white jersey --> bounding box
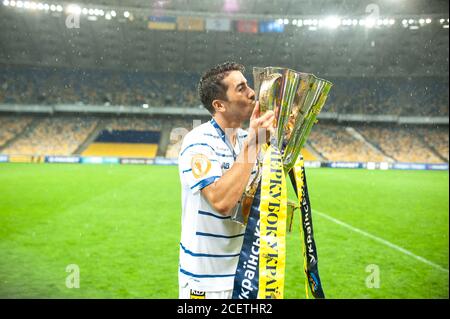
[178,118,256,291]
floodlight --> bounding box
[66,4,81,14]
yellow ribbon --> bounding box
[258,145,288,299]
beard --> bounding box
[243,100,256,118]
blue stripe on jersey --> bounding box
[180,243,240,258]
[180,143,214,156]
[190,176,220,190]
[215,151,234,158]
[196,231,245,239]
[180,142,232,158]
[203,133,220,139]
[198,210,231,220]
[179,267,235,278]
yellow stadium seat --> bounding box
[301,148,317,161]
[82,143,158,158]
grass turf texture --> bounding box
[0,163,448,298]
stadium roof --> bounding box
[0,0,448,76]
[73,0,449,16]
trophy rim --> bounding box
[252,66,333,86]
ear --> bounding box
[212,99,226,113]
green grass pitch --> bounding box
[0,163,448,298]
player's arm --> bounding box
[201,104,274,216]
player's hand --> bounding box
[248,101,275,146]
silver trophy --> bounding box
[231,66,333,225]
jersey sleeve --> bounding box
[179,141,223,194]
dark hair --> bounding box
[198,61,245,115]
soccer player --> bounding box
[178,62,275,299]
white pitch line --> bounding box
[313,209,449,274]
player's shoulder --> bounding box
[181,120,220,149]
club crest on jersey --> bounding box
[191,154,211,178]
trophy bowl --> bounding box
[253,66,333,172]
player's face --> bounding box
[222,71,256,122]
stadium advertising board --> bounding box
[154,157,178,165]
[392,163,427,170]
[304,161,321,168]
[366,162,390,170]
[120,158,155,165]
[3,155,447,171]
[46,156,81,164]
[367,162,377,170]
[328,161,363,169]
[9,155,44,163]
[426,163,449,170]
[81,157,104,164]
[102,157,120,164]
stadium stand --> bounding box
[418,127,449,162]
[309,124,393,162]
[2,117,97,156]
[325,77,449,116]
[0,116,33,148]
[105,118,163,132]
[299,148,318,161]
[165,119,193,159]
[0,0,447,166]
[0,67,200,108]
[0,114,447,164]
[165,135,184,159]
[82,142,159,158]
[357,126,444,163]
[1,67,448,117]
[81,118,162,158]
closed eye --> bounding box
[236,83,246,92]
